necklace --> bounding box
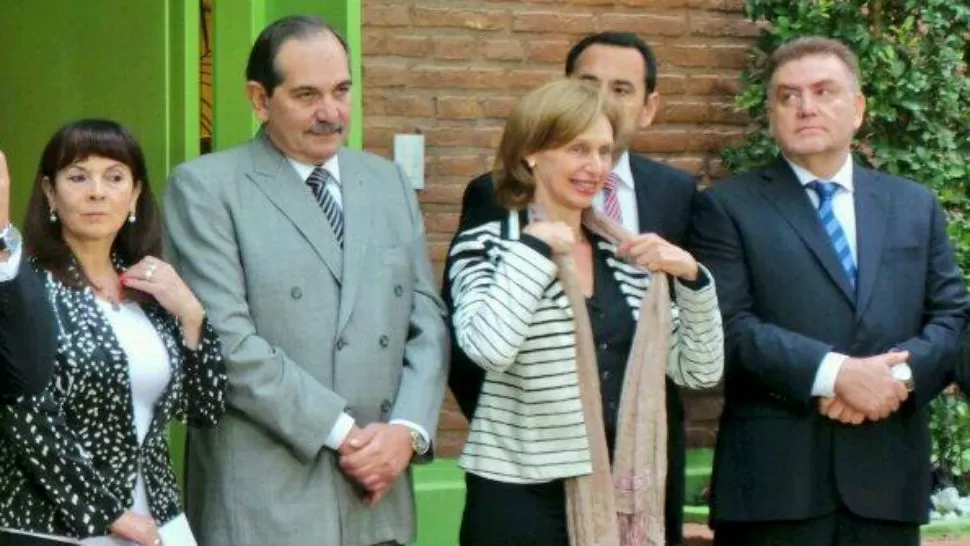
[89,279,124,312]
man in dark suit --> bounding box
[691,37,968,546]
[444,31,699,545]
[0,151,55,399]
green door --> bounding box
[0,0,200,218]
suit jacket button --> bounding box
[336,338,348,350]
[380,399,392,413]
[291,287,302,299]
[379,335,390,348]
[394,284,404,297]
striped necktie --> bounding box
[808,180,856,288]
[602,172,623,224]
[307,167,344,247]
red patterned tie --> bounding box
[603,172,623,224]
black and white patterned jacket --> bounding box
[0,266,227,539]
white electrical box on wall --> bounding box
[394,133,425,190]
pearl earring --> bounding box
[128,211,136,224]
[49,208,57,223]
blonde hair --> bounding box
[493,79,620,210]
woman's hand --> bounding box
[523,221,575,254]
[109,511,161,546]
[617,233,699,281]
[122,256,205,347]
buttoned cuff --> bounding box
[325,412,356,450]
[811,352,848,397]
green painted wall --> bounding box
[0,0,198,224]
[211,0,363,151]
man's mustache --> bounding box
[308,122,344,135]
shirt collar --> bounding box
[287,154,342,185]
[785,154,854,193]
[611,150,635,189]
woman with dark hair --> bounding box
[0,119,227,546]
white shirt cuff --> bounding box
[324,412,356,450]
[389,419,430,447]
[811,352,848,397]
[0,244,23,282]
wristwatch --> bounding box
[891,363,915,392]
[0,224,22,260]
[408,428,430,456]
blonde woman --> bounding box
[445,79,723,546]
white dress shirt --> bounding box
[591,150,640,234]
[783,156,856,398]
[286,156,430,452]
[96,299,172,517]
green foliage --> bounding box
[930,391,970,492]
[726,0,970,491]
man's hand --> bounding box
[339,423,413,505]
[817,396,866,424]
[338,425,376,457]
[832,351,911,421]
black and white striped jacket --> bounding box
[447,213,723,483]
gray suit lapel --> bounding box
[336,149,374,333]
[245,132,343,282]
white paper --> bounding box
[81,513,196,546]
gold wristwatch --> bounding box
[408,428,430,456]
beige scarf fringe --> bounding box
[552,209,671,546]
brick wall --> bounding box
[361,0,758,457]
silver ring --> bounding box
[145,265,157,281]
[154,540,161,546]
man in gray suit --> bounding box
[163,15,449,546]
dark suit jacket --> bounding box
[690,158,969,525]
[444,153,698,545]
[0,261,56,398]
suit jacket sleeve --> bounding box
[388,164,450,447]
[164,165,349,463]
[458,173,501,232]
[0,263,56,398]
[690,189,829,408]
[446,173,504,419]
[894,197,968,407]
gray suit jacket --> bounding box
[163,132,449,546]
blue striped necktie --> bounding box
[808,180,856,288]
[307,167,344,247]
